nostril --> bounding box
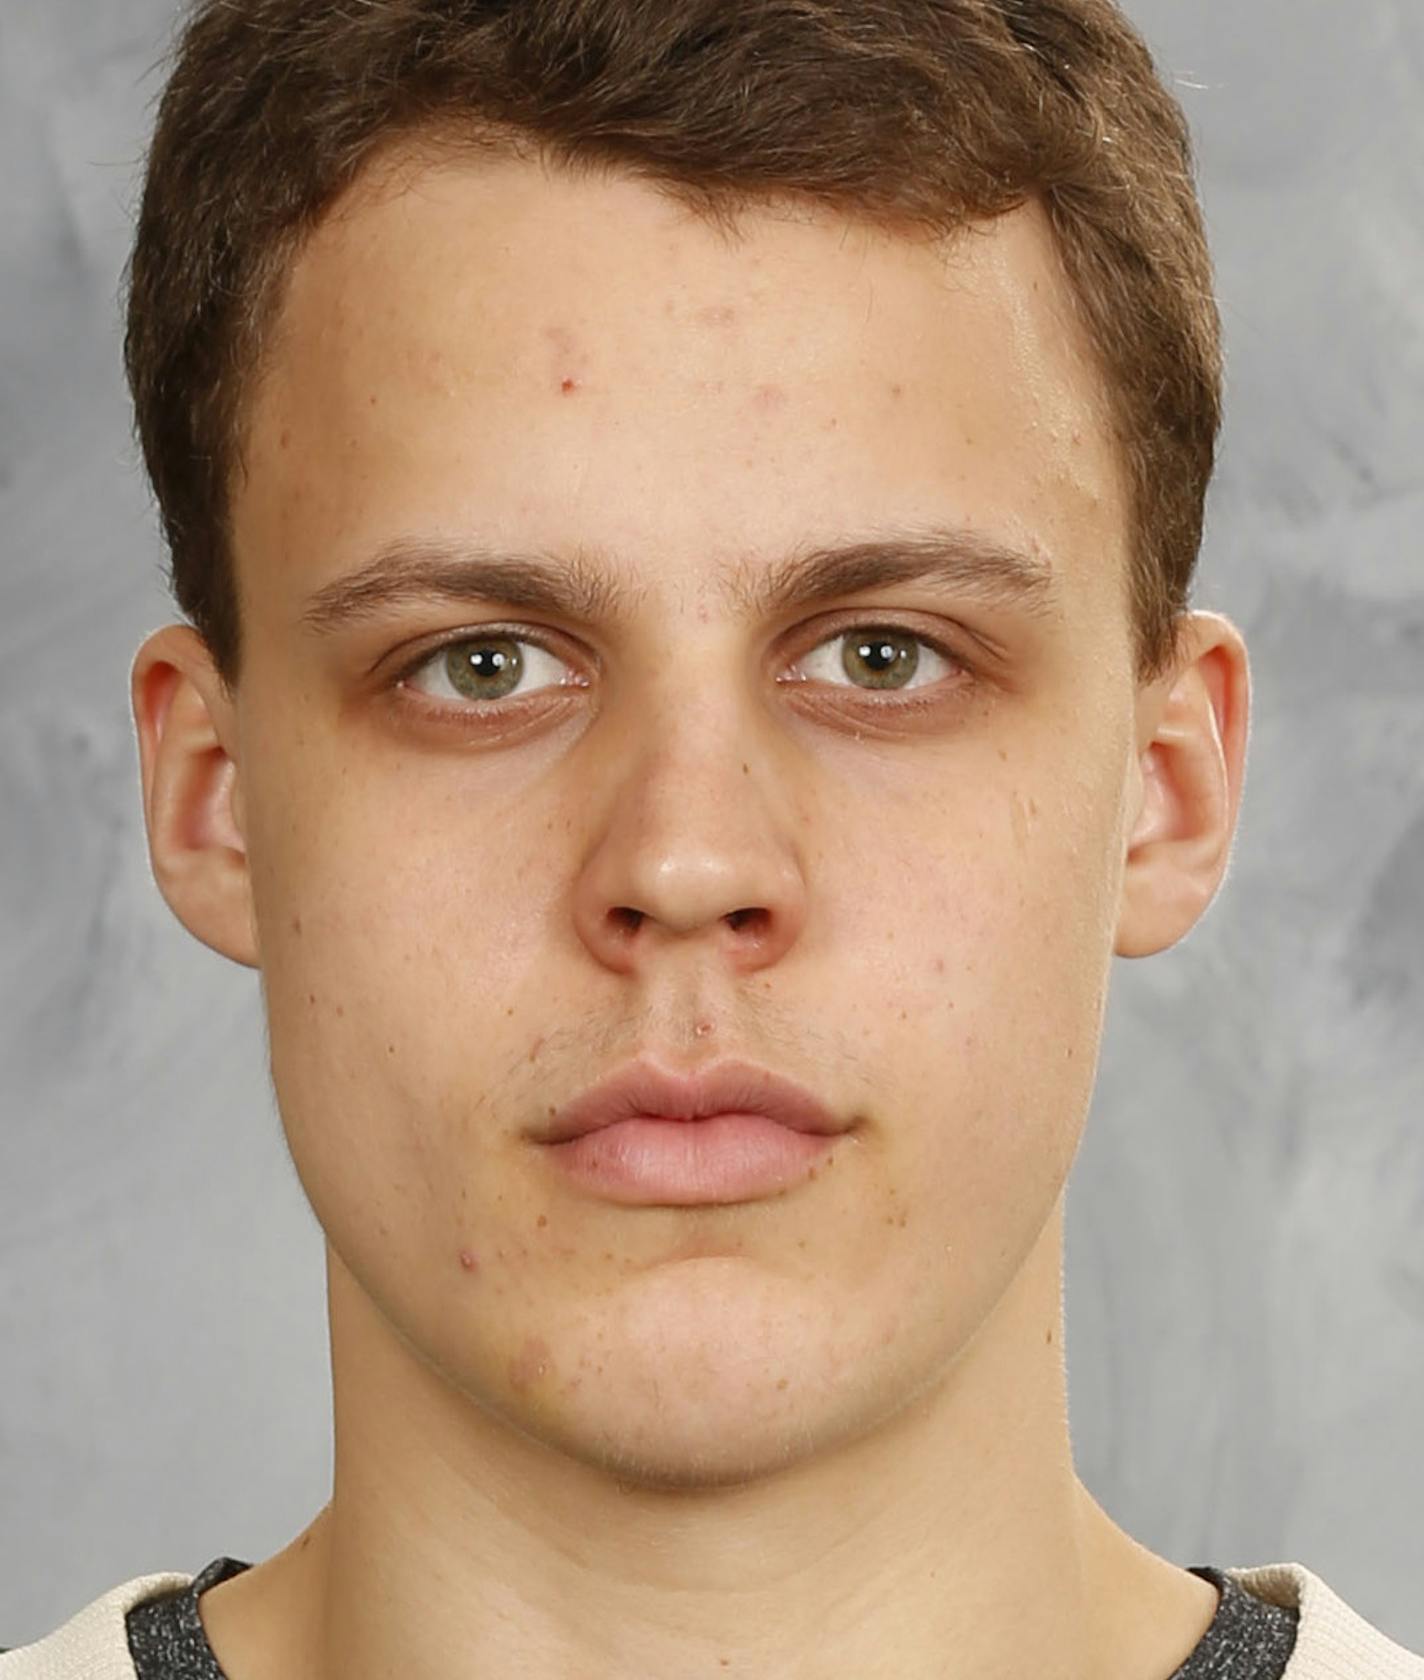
[611,907,644,933]
[726,908,765,933]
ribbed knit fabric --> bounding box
[3,1559,1422,1678]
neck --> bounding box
[199,1202,1218,1680]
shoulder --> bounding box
[0,1573,194,1680]
[1224,1561,1424,1678]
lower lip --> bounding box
[543,1113,837,1204]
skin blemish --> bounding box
[695,303,737,328]
[458,1248,479,1273]
[528,1034,546,1063]
[542,324,585,395]
[889,382,904,399]
[1010,790,1030,853]
[291,915,302,936]
[536,1214,547,1228]
[508,1335,553,1393]
[752,382,788,412]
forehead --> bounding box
[239,141,1128,631]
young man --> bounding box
[3,1,1420,1677]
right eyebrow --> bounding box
[299,524,1064,637]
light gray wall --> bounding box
[2,0,1421,1651]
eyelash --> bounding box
[389,620,975,721]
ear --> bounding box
[1114,611,1252,959]
[130,624,259,968]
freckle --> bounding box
[776,1378,789,1390]
[997,747,1008,763]
[934,957,945,975]
[458,1248,479,1272]
[387,1043,395,1055]
[308,992,316,1005]
[279,429,291,450]
[291,915,302,936]
[537,1213,548,1228]
[890,382,904,399]
[742,762,750,774]
[369,393,378,407]
[335,1004,344,1018]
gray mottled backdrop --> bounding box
[2,0,1421,1650]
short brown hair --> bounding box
[124,0,1221,693]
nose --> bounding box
[570,729,808,983]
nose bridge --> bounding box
[570,672,808,975]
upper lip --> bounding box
[538,1056,843,1145]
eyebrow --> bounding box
[299,526,1063,637]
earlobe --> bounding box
[1113,612,1251,960]
[130,624,260,968]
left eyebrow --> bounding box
[299,525,1064,637]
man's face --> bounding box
[222,145,1143,1483]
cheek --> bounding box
[864,763,1121,1164]
[243,772,479,1215]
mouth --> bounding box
[536,1056,844,1145]
[533,1056,851,1206]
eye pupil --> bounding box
[843,630,919,690]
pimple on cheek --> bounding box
[1009,789,1041,853]
[508,1335,553,1393]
